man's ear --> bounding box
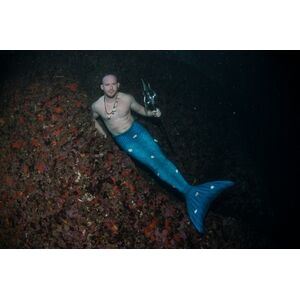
[100,84,104,91]
[117,83,120,89]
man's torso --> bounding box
[93,92,135,136]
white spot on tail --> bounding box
[154,139,158,143]
[157,173,160,177]
[210,185,215,189]
[132,134,138,139]
[128,148,133,153]
[195,192,199,197]
[175,169,179,173]
[150,155,155,159]
[194,209,198,214]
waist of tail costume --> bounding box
[114,120,234,234]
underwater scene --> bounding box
[0,50,296,248]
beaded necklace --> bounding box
[104,93,118,119]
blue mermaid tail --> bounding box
[114,121,234,234]
[185,181,234,233]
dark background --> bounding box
[0,50,297,248]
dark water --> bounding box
[0,50,297,247]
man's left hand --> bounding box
[152,108,162,118]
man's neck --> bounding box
[104,93,118,103]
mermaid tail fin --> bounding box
[185,180,234,233]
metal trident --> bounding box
[140,79,177,157]
[141,79,157,111]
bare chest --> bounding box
[95,97,131,121]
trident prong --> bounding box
[141,79,157,111]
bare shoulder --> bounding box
[118,92,134,103]
[91,96,104,112]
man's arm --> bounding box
[130,95,161,117]
[91,103,107,138]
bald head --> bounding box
[101,74,120,98]
[102,74,118,84]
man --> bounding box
[92,74,234,234]
[91,74,161,138]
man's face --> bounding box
[101,75,120,98]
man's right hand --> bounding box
[94,120,107,139]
